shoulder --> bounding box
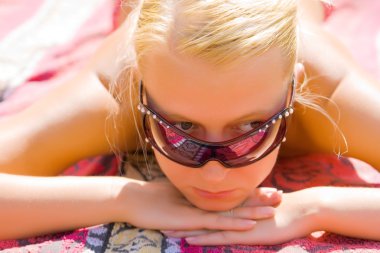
[297,0,326,24]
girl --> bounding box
[1,0,380,245]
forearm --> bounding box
[0,173,132,240]
[312,186,380,240]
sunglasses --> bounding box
[138,79,295,168]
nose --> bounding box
[200,160,229,183]
[202,129,228,142]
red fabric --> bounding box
[61,154,119,176]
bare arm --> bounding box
[0,173,259,240]
[284,0,380,170]
[314,186,380,240]
[0,173,125,240]
[0,12,140,176]
[300,6,380,169]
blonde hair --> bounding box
[136,0,297,70]
[108,0,346,161]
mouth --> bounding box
[193,187,236,199]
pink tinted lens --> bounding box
[215,131,266,160]
[145,115,284,167]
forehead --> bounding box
[140,46,290,124]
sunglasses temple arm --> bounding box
[288,77,296,106]
[139,80,144,104]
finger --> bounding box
[185,231,244,246]
[162,229,214,238]
[233,206,275,220]
[243,188,282,207]
[219,209,234,217]
[161,207,255,231]
[200,213,256,231]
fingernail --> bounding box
[277,190,284,200]
[265,192,275,198]
[264,188,278,193]
[272,190,283,200]
[266,190,283,199]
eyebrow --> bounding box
[143,82,288,125]
[154,107,278,126]
[152,93,287,124]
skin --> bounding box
[141,46,294,211]
[164,187,380,245]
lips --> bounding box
[193,187,236,199]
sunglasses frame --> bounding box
[138,78,295,168]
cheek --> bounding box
[153,150,194,189]
[237,147,280,189]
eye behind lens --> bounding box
[180,122,193,130]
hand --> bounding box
[161,186,283,238]
[164,188,318,245]
[115,178,281,232]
